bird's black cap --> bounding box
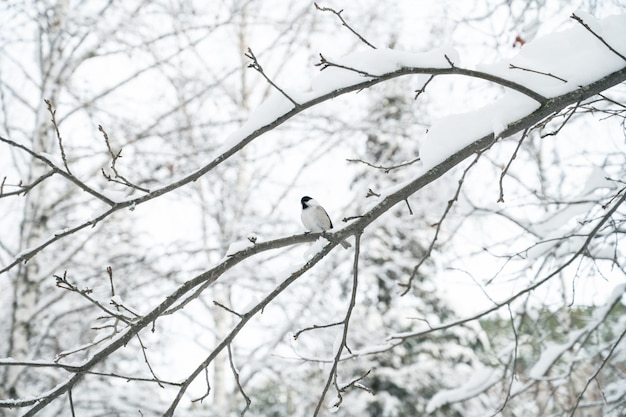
[301,196,312,208]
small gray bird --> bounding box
[300,196,351,249]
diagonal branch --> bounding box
[313,233,362,416]
[245,47,299,107]
[400,150,484,295]
[314,3,376,49]
[571,13,626,62]
[0,135,115,206]
[498,129,529,203]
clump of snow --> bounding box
[224,238,256,256]
[303,236,330,259]
[480,13,626,98]
[420,91,539,169]
[419,13,626,170]
[426,365,500,413]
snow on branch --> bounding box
[1,10,626,417]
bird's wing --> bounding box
[314,206,333,230]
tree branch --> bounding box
[313,233,362,416]
[314,3,376,49]
[571,13,626,62]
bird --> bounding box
[300,196,351,249]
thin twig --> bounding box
[107,266,115,297]
[314,3,376,49]
[45,99,72,174]
[498,129,529,203]
[346,156,421,173]
[213,300,243,318]
[228,344,251,416]
[313,233,362,416]
[405,199,413,215]
[0,171,55,198]
[293,321,344,340]
[316,53,379,78]
[191,368,211,403]
[571,13,626,62]
[245,47,299,107]
[54,271,133,326]
[339,369,375,395]
[509,64,567,83]
[444,54,456,68]
[400,151,484,295]
[568,314,626,416]
[99,124,150,193]
[0,135,115,205]
[414,74,435,99]
[540,100,581,138]
[136,333,165,388]
[68,389,76,417]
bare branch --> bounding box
[509,64,568,83]
[99,124,150,193]
[245,47,299,107]
[571,13,626,62]
[228,344,251,416]
[0,135,115,205]
[346,155,421,173]
[0,170,55,198]
[414,74,435,99]
[338,369,374,396]
[136,333,165,389]
[498,129,529,203]
[293,321,344,340]
[400,150,484,295]
[313,233,362,416]
[314,3,376,49]
[45,99,72,174]
[540,100,581,138]
[213,300,243,318]
[316,53,379,78]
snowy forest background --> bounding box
[1,0,625,416]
